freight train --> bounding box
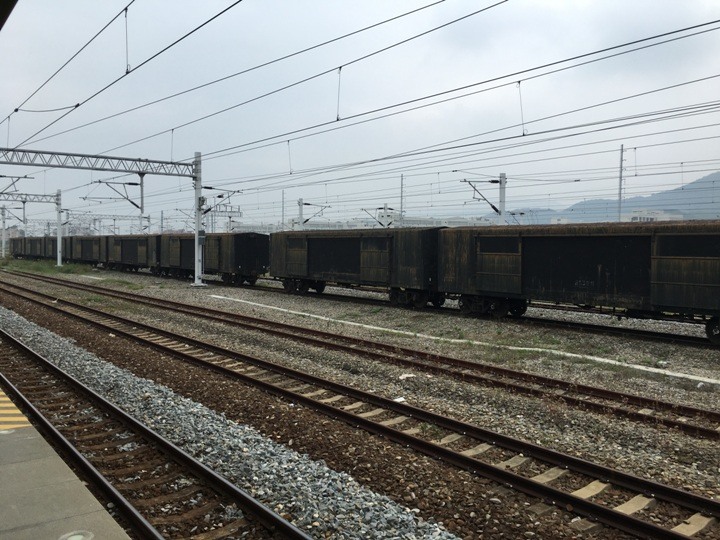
[9,232,270,285]
[8,221,720,344]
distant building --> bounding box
[625,210,683,222]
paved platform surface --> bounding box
[0,390,131,540]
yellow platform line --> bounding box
[0,392,31,429]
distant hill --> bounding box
[505,171,720,224]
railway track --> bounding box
[7,271,720,440]
[0,327,311,540]
[1,279,718,538]
[134,268,718,347]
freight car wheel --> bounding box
[489,300,509,318]
[430,294,445,308]
[282,279,295,293]
[412,291,428,309]
[246,277,258,286]
[389,289,399,305]
[312,282,325,294]
[706,316,720,345]
[509,300,528,317]
[459,295,473,315]
[296,280,310,294]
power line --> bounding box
[3,1,137,123]
[15,0,246,148]
[22,1,447,147]
[200,19,720,162]
[98,1,509,155]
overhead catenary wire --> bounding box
[22,0,447,147]
[2,0,137,124]
[15,15,720,193]
[11,8,720,228]
[199,24,720,164]
[97,1,509,155]
[14,0,246,149]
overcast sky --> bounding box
[1,0,719,232]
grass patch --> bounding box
[103,278,144,290]
[3,259,93,275]
[418,423,445,440]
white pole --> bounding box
[498,173,506,225]
[1,206,6,258]
[192,152,206,287]
[400,174,404,226]
[56,190,62,266]
[298,198,304,230]
[140,173,145,233]
[618,144,624,222]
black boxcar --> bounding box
[9,237,24,258]
[438,221,720,340]
[68,235,107,265]
[270,228,444,306]
[107,234,159,272]
[204,232,269,285]
[25,236,46,259]
[158,234,195,277]
[650,222,720,317]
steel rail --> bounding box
[0,331,165,539]
[9,270,720,438]
[2,281,717,540]
[0,324,312,540]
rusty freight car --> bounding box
[204,232,269,285]
[106,234,159,272]
[157,233,195,278]
[9,236,24,258]
[270,228,444,307]
[67,235,107,265]
[438,221,720,342]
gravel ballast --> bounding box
[0,306,457,539]
[2,267,719,539]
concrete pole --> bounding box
[298,198,304,230]
[498,173,506,225]
[140,173,145,233]
[400,174,404,226]
[192,152,206,287]
[1,206,6,258]
[56,190,62,266]
[618,144,624,222]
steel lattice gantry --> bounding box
[0,148,195,177]
[0,148,205,285]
